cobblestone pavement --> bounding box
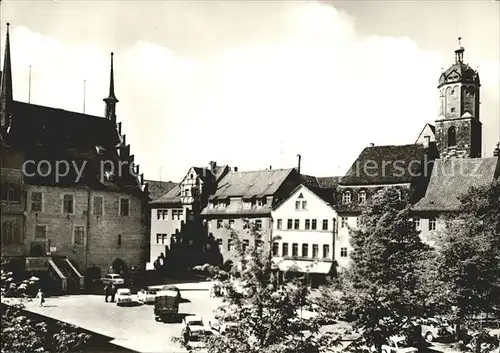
[16,285,223,353]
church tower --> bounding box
[435,38,482,159]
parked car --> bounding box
[137,288,157,304]
[184,329,213,352]
[381,336,418,353]
[182,316,211,351]
[101,274,124,286]
[419,317,455,342]
[115,288,133,306]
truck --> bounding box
[154,290,180,322]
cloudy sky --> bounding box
[1,0,499,182]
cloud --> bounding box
[5,2,499,182]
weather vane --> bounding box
[458,37,462,47]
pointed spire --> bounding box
[0,22,13,132]
[103,52,118,121]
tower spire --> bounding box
[0,22,13,133]
[454,36,464,63]
[103,52,118,122]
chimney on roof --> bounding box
[370,143,375,147]
[297,154,301,174]
[209,161,217,170]
[494,142,499,157]
[234,167,238,172]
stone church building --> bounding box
[0,23,149,291]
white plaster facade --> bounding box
[271,184,337,277]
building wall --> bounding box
[148,205,185,269]
[25,185,146,272]
[205,195,273,263]
[412,213,447,247]
[1,167,25,256]
[335,184,412,268]
[271,185,336,264]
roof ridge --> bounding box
[14,101,108,121]
[227,168,293,174]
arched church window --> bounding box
[447,126,457,147]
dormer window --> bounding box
[104,171,114,181]
[342,191,351,204]
[358,190,366,203]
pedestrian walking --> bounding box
[104,284,110,302]
[110,284,116,302]
[35,288,45,307]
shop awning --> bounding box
[275,259,333,274]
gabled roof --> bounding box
[150,183,181,205]
[145,180,177,201]
[413,157,499,211]
[415,123,436,143]
[8,101,121,148]
[272,183,336,211]
[212,168,295,199]
[341,144,429,186]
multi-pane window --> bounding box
[242,239,249,252]
[63,194,74,213]
[358,190,366,203]
[255,220,262,230]
[429,218,437,231]
[282,243,289,256]
[35,225,47,239]
[216,238,223,249]
[302,244,309,257]
[287,219,293,230]
[119,198,130,216]
[311,219,317,230]
[1,221,21,245]
[243,220,250,229]
[294,219,299,230]
[340,247,348,258]
[292,243,298,257]
[356,217,360,228]
[156,233,168,244]
[73,226,85,245]
[93,196,103,215]
[342,191,351,204]
[277,219,282,230]
[217,220,223,229]
[322,219,328,230]
[229,220,235,229]
[31,192,43,212]
[227,239,233,251]
[301,200,307,210]
[413,217,421,230]
[157,209,168,220]
[272,242,279,256]
[305,219,310,230]
[341,217,348,228]
[323,244,330,258]
[312,244,319,258]
[295,201,300,210]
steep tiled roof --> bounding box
[145,180,177,201]
[212,168,295,199]
[150,184,181,205]
[272,183,337,210]
[317,176,341,188]
[9,101,121,148]
[341,144,429,186]
[413,157,499,211]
